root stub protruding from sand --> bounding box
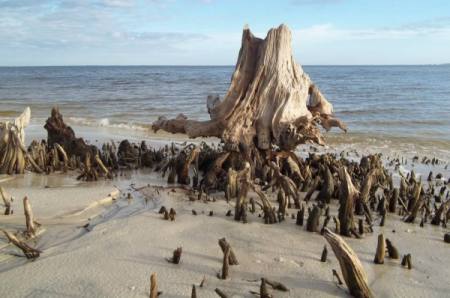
[218,238,239,265]
[166,247,182,264]
[323,228,373,298]
[2,230,41,259]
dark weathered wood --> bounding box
[306,205,320,232]
[374,234,385,264]
[321,245,328,262]
[167,247,182,264]
[386,239,399,259]
[218,238,238,265]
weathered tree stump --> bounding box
[374,234,385,264]
[386,239,399,259]
[338,168,358,237]
[323,228,373,298]
[306,205,321,232]
[167,247,182,264]
[218,238,239,265]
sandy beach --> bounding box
[0,142,449,297]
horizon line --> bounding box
[0,63,449,68]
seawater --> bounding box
[0,65,449,159]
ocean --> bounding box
[0,65,449,159]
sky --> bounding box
[0,0,449,66]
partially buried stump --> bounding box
[323,228,373,298]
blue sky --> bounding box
[1,0,449,65]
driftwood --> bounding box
[2,229,40,259]
[323,228,373,298]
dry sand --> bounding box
[0,165,449,297]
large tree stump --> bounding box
[323,228,373,298]
[152,24,344,152]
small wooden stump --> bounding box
[321,245,328,262]
[220,246,230,279]
[169,208,176,221]
[374,234,385,264]
[386,239,399,259]
[444,233,450,243]
[218,238,238,265]
[306,205,320,232]
[260,278,272,298]
[167,247,182,264]
[150,273,157,298]
[191,284,197,298]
